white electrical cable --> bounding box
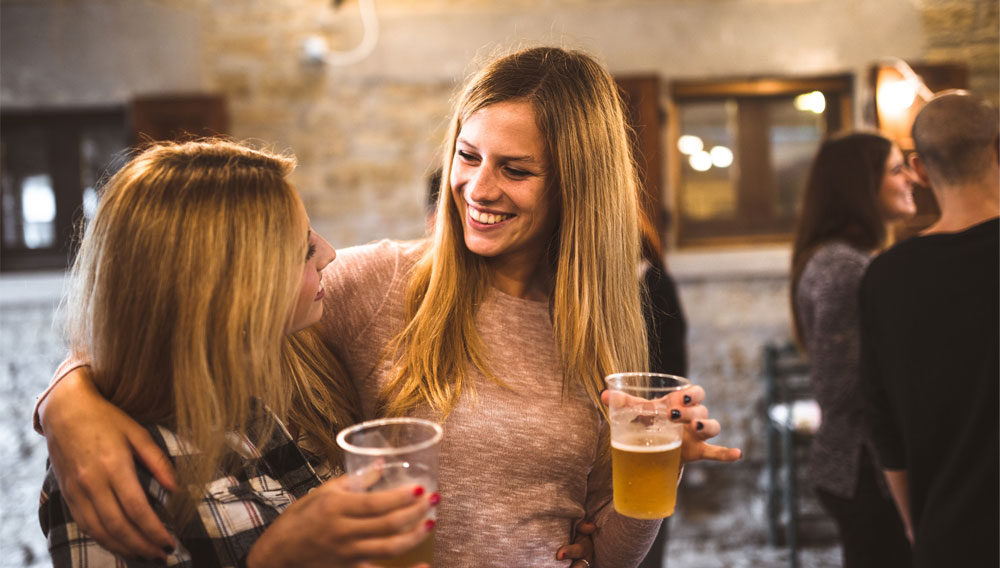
[325,0,379,66]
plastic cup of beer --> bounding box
[605,372,691,519]
[336,417,443,567]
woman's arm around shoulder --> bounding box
[36,365,177,558]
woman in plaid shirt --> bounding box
[39,140,436,567]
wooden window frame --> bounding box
[1,107,127,272]
[669,75,854,248]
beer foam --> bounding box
[611,438,681,453]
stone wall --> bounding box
[921,0,999,104]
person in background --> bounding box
[39,140,435,567]
[34,47,740,568]
[861,91,999,568]
[636,211,688,568]
[790,131,916,567]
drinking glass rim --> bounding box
[336,417,444,456]
[605,372,691,392]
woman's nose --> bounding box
[465,167,500,203]
[317,237,336,270]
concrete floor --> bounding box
[661,460,841,568]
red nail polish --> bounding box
[425,519,436,532]
[429,492,441,506]
[557,551,565,560]
[413,486,425,497]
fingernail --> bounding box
[557,551,565,561]
[670,409,681,420]
[413,486,425,497]
[683,394,692,405]
[429,492,441,506]
[696,421,704,431]
[162,545,175,555]
[425,519,436,532]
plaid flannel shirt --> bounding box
[40,411,328,567]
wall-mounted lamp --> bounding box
[302,0,379,67]
[876,57,935,116]
[871,57,937,150]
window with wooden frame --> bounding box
[669,75,853,247]
[1,95,227,272]
[1,108,129,271]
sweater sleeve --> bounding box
[32,357,90,434]
[585,420,661,568]
[796,245,869,427]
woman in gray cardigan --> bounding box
[790,132,917,567]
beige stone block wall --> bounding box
[921,0,1000,104]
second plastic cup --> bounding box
[336,417,443,567]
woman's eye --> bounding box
[504,167,530,178]
[457,150,479,163]
[306,243,317,261]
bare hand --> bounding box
[601,385,742,464]
[247,469,437,568]
[39,367,177,559]
[555,519,596,566]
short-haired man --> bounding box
[861,91,999,567]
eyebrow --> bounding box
[456,138,542,164]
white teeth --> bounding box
[470,207,510,225]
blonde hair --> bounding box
[379,47,649,419]
[65,139,358,524]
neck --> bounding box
[486,252,552,301]
[923,175,1000,235]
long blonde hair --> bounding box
[64,139,357,524]
[379,47,649,419]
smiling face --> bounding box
[287,201,336,334]
[449,100,559,272]
[877,145,918,222]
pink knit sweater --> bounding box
[318,239,658,568]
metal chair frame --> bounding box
[762,340,814,568]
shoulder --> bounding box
[800,242,869,290]
[808,241,869,271]
[41,425,175,554]
[324,239,427,289]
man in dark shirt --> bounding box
[860,91,999,568]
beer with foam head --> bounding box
[605,372,690,519]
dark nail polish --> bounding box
[683,395,692,405]
[696,421,705,431]
[429,492,441,506]
[162,545,175,555]
[413,486,425,497]
[425,519,436,532]
[670,409,681,420]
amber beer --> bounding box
[611,435,683,518]
[605,372,691,520]
[376,528,435,567]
